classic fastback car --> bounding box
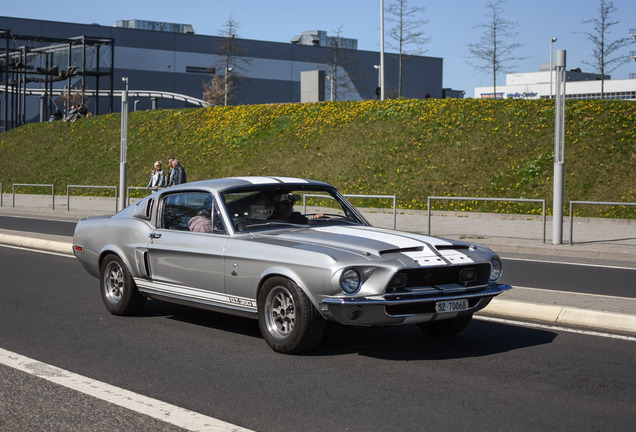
[73,177,511,353]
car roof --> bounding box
[168,176,331,193]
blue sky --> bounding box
[4,0,635,97]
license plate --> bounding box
[435,299,469,313]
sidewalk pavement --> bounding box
[1,193,635,336]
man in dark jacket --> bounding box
[168,159,187,186]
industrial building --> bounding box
[0,16,444,131]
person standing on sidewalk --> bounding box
[146,161,166,191]
[166,157,175,186]
[168,159,187,186]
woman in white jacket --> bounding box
[146,161,166,190]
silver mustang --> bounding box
[73,177,511,353]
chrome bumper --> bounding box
[321,284,512,326]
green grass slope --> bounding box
[1,99,634,217]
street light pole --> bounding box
[119,77,128,213]
[380,0,385,101]
[224,67,233,106]
[549,37,557,99]
[553,50,566,244]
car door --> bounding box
[145,191,229,305]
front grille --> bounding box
[385,263,491,298]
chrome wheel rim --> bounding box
[103,261,124,305]
[264,286,296,340]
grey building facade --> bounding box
[1,16,443,129]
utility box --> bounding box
[300,70,325,103]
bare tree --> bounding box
[58,86,86,110]
[319,28,357,101]
[202,75,233,106]
[582,0,633,99]
[202,15,250,106]
[386,0,430,98]
[467,0,525,97]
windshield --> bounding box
[221,185,368,232]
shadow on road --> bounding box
[141,300,556,359]
[312,318,557,360]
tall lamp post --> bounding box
[326,75,334,101]
[119,77,128,212]
[553,50,566,244]
[549,37,557,99]
[224,67,233,106]
[379,0,385,101]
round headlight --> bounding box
[340,268,361,294]
[490,256,503,282]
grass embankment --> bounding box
[0,99,634,218]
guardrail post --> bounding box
[569,201,574,245]
[427,197,432,235]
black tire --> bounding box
[100,254,146,316]
[417,314,473,337]
[257,277,325,354]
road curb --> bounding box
[0,233,73,255]
[482,298,636,335]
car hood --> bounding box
[250,225,482,265]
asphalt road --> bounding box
[1,247,635,431]
[0,215,76,237]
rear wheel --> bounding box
[100,254,146,316]
[417,314,473,337]
[258,277,325,354]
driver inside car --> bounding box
[269,193,323,223]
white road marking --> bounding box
[511,285,636,301]
[501,256,636,271]
[476,316,636,342]
[0,348,254,432]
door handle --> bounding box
[149,233,162,239]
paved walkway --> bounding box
[1,193,635,336]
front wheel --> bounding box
[417,314,473,337]
[258,277,325,354]
[100,254,146,316]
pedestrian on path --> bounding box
[168,159,187,186]
[146,161,166,190]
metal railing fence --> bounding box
[427,196,547,243]
[67,185,118,212]
[569,200,636,245]
[12,183,55,210]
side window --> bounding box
[161,192,226,234]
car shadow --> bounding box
[139,300,557,359]
[312,318,558,360]
[140,299,262,339]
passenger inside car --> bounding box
[188,194,213,233]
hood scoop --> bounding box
[435,244,472,251]
[380,246,424,256]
